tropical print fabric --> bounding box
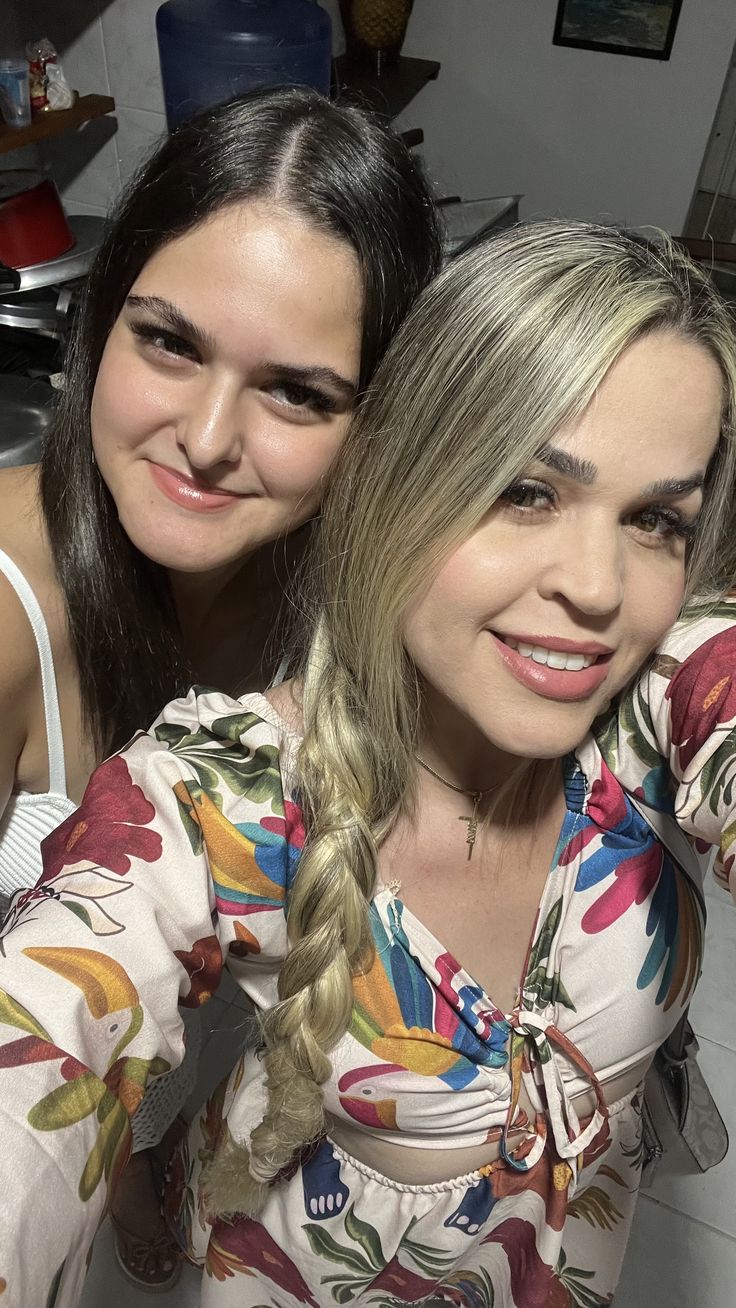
[0,600,732,1306]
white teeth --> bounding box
[500,636,597,671]
[546,650,569,670]
[564,653,586,671]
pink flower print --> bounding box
[665,627,736,771]
[581,843,662,934]
[41,755,162,879]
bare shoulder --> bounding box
[0,533,45,808]
[263,678,303,732]
[0,464,67,645]
[0,465,63,778]
[0,466,46,693]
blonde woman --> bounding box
[0,222,734,1307]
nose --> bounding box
[538,514,624,618]
[176,375,243,471]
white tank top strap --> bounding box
[270,654,290,688]
[0,548,67,798]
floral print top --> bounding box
[0,598,733,1307]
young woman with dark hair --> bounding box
[0,84,441,1289]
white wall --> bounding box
[397,0,736,232]
[6,0,736,233]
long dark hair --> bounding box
[40,87,442,756]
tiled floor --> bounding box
[82,882,736,1307]
[616,871,736,1305]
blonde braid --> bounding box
[205,619,412,1218]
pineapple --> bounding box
[351,0,413,50]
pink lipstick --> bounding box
[489,632,613,702]
[148,462,243,513]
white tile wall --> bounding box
[100,0,166,116]
[115,105,166,187]
[6,0,166,213]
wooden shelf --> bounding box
[0,94,115,156]
[400,127,424,149]
[334,55,440,119]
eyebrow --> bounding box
[536,444,597,484]
[638,473,705,498]
[126,294,357,399]
[535,444,705,499]
[261,361,357,400]
[126,295,216,353]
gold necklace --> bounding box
[415,755,497,861]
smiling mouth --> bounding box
[148,461,247,513]
[500,636,600,672]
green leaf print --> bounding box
[46,1261,65,1308]
[64,903,93,930]
[619,679,662,773]
[682,596,736,623]
[527,898,563,974]
[400,1229,458,1275]
[210,710,269,744]
[567,1185,624,1230]
[344,1205,385,1270]
[156,712,285,814]
[0,988,51,1040]
[523,898,576,1011]
[123,1054,171,1086]
[620,1132,646,1172]
[703,753,736,819]
[109,1002,144,1067]
[174,786,205,856]
[444,1267,496,1308]
[303,1223,377,1276]
[213,750,284,810]
[523,963,576,1013]
[28,1070,105,1130]
[79,1098,127,1201]
[596,1164,629,1189]
[593,709,619,771]
[556,1250,614,1306]
[153,722,194,748]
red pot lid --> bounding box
[0,170,48,202]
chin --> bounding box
[482,705,602,762]
[126,532,237,574]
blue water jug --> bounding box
[156,0,332,130]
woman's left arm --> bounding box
[0,691,230,1306]
[598,596,736,893]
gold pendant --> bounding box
[458,792,482,861]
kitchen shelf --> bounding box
[334,55,440,119]
[0,94,115,156]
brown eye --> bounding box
[500,480,555,510]
[130,321,199,362]
[629,506,694,541]
[267,381,336,416]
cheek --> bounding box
[403,570,470,665]
[91,347,158,460]
[626,560,687,659]
[250,419,349,502]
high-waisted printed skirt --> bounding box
[166,1070,644,1308]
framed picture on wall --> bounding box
[553,1,683,61]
